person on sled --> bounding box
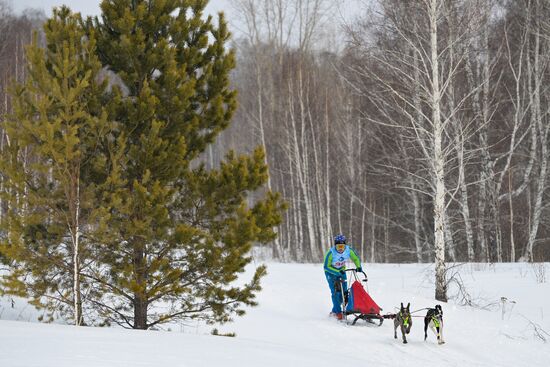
[323,234,363,320]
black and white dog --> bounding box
[424,305,445,344]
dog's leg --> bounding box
[438,320,445,344]
[429,322,438,339]
[394,319,398,339]
[424,318,429,341]
[401,323,407,344]
[429,321,445,344]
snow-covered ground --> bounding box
[1,262,549,366]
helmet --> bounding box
[334,234,346,244]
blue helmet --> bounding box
[334,234,346,244]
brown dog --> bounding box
[394,303,412,344]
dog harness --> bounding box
[400,312,410,327]
[431,316,440,328]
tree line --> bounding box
[214,0,550,270]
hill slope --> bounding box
[1,262,549,366]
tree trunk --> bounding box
[443,208,456,263]
[360,187,367,261]
[288,78,319,260]
[324,91,332,246]
[72,175,82,326]
[524,3,548,262]
[412,188,423,263]
[384,200,389,263]
[290,71,318,261]
[370,196,376,263]
[430,0,447,302]
[337,179,342,233]
[468,4,493,263]
[288,144,302,260]
[133,244,148,329]
[508,169,515,262]
[348,196,354,242]
[445,5,473,263]
[451,81,474,262]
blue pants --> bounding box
[326,272,347,313]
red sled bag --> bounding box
[345,280,381,314]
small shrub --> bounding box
[211,328,236,337]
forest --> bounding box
[1,0,549,270]
[218,0,550,265]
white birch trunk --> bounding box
[286,124,302,260]
[445,10,474,263]
[307,95,325,258]
[508,170,515,262]
[288,77,317,260]
[298,73,318,260]
[412,189,423,263]
[452,117,474,262]
[430,0,447,302]
[278,170,290,260]
[337,179,342,233]
[384,200,389,263]
[443,212,456,263]
[524,5,548,262]
[479,9,491,261]
[465,5,492,263]
[72,177,82,326]
[324,92,332,244]
[255,59,284,260]
[360,187,367,261]
[348,195,354,241]
[370,198,376,263]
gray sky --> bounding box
[10,0,230,17]
[9,0,365,51]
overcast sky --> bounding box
[10,0,230,17]
[10,0,363,22]
[9,0,364,50]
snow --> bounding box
[1,262,549,366]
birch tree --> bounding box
[230,0,337,261]
[343,0,491,299]
[521,0,550,261]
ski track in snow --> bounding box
[1,262,549,366]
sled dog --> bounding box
[394,302,412,344]
[424,305,445,345]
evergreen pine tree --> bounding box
[0,7,111,325]
[89,0,285,329]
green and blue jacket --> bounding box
[323,245,361,276]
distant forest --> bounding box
[2,0,550,264]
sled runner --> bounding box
[335,269,384,326]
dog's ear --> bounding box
[407,303,410,310]
[401,303,404,310]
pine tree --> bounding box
[88,0,285,329]
[0,7,111,325]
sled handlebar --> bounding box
[344,268,368,282]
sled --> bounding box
[335,269,384,326]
